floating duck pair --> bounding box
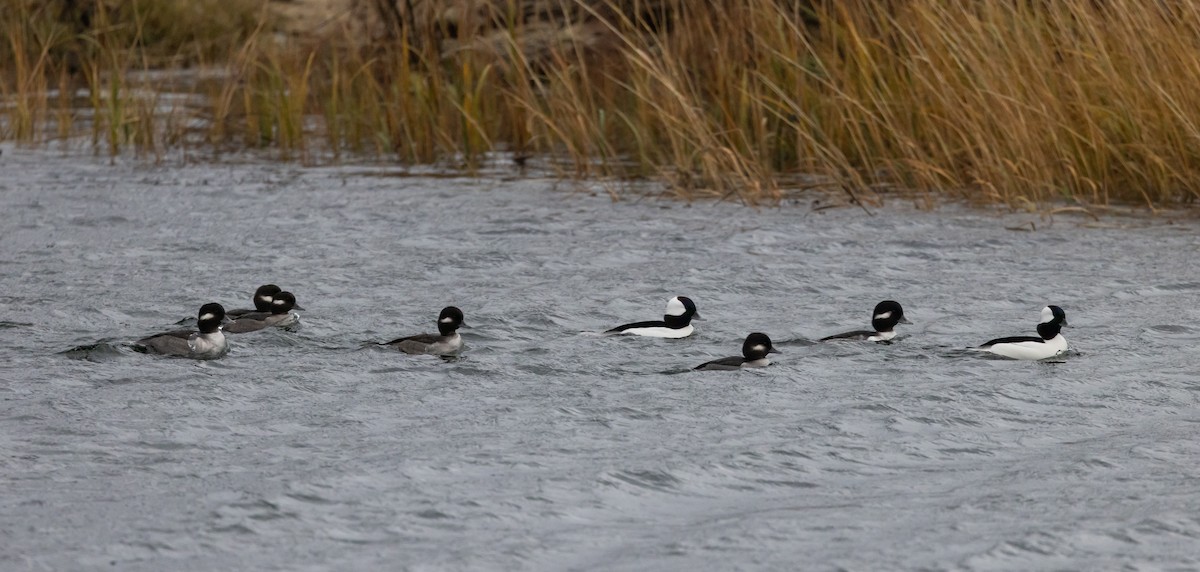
[224,284,301,334]
[136,284,302,359]
[602,296,776,370]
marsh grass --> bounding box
[5,0,1200,207]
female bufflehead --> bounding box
[605,296,700,338]
[226,284,281,318]
[694,332,779,371]
[137,303,229,359]
[820,300,910,342]
[224,291,300,334]
[386,306,465,356]
[972,305,1069,360]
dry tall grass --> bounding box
[5,0,1200,207]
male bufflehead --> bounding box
[386,306,465,355]
[820,300,910,342]
[605,296,700,338]
[694,332,779,371]
[224,291,300,334]
[972,305,1069,360]
[226,284,281,318]
[137,303,229,359]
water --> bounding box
[2,148,1200,571]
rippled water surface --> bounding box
[3,148,1200,570]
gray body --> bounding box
[225,312,299,334]
[225,291,300,334]
[694,332,777,371]
[138,330,228,360]
[387,332,463,356]
[694,355,771,371]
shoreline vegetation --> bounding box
[5,0,1200,208]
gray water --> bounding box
[2,147,1200,571]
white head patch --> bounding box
[199,313,216,322]
[439,316,454,323]
[665,297,686,316]
[274,298,286,306]
[751,344,766,353]
[1040,306,1054,323]
[874,311,892,320]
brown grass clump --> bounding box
[6,0,1200,208]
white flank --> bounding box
[621,324,693,338]
[428,333,463,355]
[188,331,229,359]
[268,313,300,327]
[867,330,898,342]
[984,334,1068,360]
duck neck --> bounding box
[663,313,691,329]
[1037,322,1061,340]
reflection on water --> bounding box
[2,148,1200,570]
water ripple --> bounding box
[1,149,1199,570]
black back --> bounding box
[982,321,1061,347]
[819,329,874,342]
[694,356,745,371]
[606,319,667,334]
[981,334,1042,347]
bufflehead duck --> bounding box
[226,284,281,318]
[972,305,1069,360]
[694,332,779,371]
[820,300,910,342]
[224,291,300,334]
[605,296,700,338]
[385,306,465,355]
[137,303,229,359]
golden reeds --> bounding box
[5,0,1200,207]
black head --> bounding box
[197,303,226,334]
[437,306,465,336]
[741,332,779,360]
[870,300,910,332]
[253,284,282,312]
[664,296,699,327]
[270,291,297,315]
[1043,305,1067,327]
